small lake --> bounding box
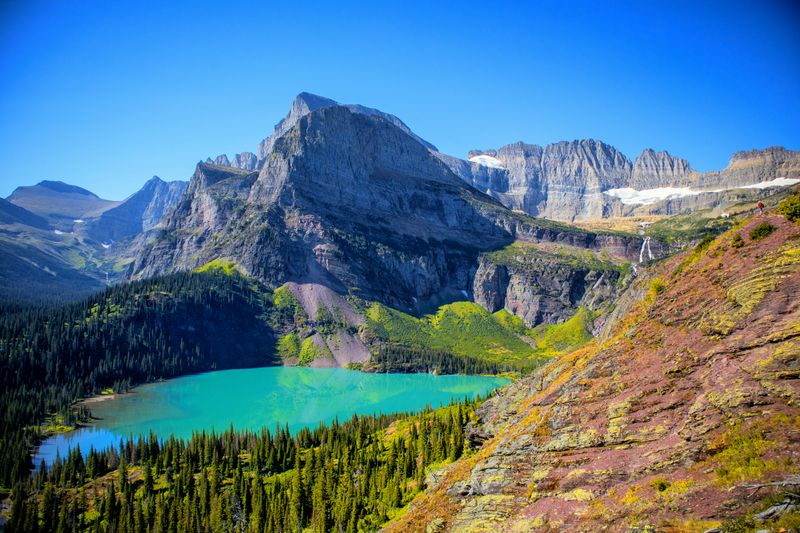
[35,367,509,467]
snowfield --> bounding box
[605,177,800,205]
[469,155,505,169]
[739,177,800,189]
[604,187,702,205]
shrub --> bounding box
[749,222,775,241]
[651,478,671,492]
[694,235,715,253]
[777,193,800,222]
[731,234,744,248]
[277,333,301,358]
[649,278,666,300]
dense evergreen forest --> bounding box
[5,402,477,532]
[0,267,509,531]
[364,345,508,375]
[0,270,278,487]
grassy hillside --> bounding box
[364,301,595,371]
[387,205,800,532]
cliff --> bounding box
[131,95,650,329]
[442,143,800,221]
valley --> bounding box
[0,92,798,532]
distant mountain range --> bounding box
[2,92,797,308]
[1,177,186,304]
[442,142,799,220]
[206,93,799,222]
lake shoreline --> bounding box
[34,367,510,468]
[79,390,137,405]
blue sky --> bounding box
[1,0,798,200]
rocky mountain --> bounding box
[6,180,119,228]
[0,176,187,304]
[387,209,800,532]
[443,142,800,221]
[0,236,105,305]
[0,198,48,229]
[132,95,652,332]
[209,92,438,171]
[82,176,187,243]
[630,148,693,189]
[0,195,107,304]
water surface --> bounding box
[36,367,509,466]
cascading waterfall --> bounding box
[639,237,653,263]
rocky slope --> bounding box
[0,198,48,229]
[82,176,187,243]
[7,180,119,229]
[385,209,800,532]
[0,176,188,304]
[473,242,626,327]
[132,96,651,333]
[443,143,800,221]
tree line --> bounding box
[0,270,277,486]
[6,402,476,532]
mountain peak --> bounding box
[293,92,339,113]
[35,180,99,198]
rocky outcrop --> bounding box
[440,142,800,221]
[131,96,651,323]
[386,213,800,532]
[231,151,257,170]
[83,176,187,243]
[473,250,623,327]
[630,148,692,189]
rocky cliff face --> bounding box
[208,92,438,172]
[630,148,692,188]
[132,96,650,325]
[386,212,800,532]
[472,245,624,327]
[83,177,187,243]
[694,145,800,188]
[441,142,800,221]
[132,105,510,310]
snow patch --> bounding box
[53,229,66,235]
[604,187,702,205]
[469,155,505,169]
[73,219,84,223]
[738,177,800,190]
[605,178,800,206]
[101,243,112,249]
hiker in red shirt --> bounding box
[757,201,764,214]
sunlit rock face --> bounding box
[441,141,800,221]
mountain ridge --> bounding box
[450,141,799,220]
[131,99,650,332]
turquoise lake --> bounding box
[35,367,509,466]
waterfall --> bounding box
[639,237,653,263]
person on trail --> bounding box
[757,201,764,214]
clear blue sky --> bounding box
[1,0,798,200]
